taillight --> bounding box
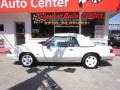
[110,49,113,53]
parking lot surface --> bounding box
[0,54,120,90]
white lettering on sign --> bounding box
[31,0,70,8]
[0,0,70,9]
[0,0,27,8]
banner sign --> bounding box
[0,0,120,12]
[95,25,105,38]
[81,12,105,19]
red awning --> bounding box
[0,0,120,12]
[117,3,120,10]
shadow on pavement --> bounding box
[37,62,82,67]
[8,66,63,90]
[99,61,112,67]
[9,61,112,90]
[14,61,21,65]
[14,61,112,68]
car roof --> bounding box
[54,33,95,46]
[54,33,84,37]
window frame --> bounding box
[68,37,80,47]
[0,24,4,31]
[45,36,80,48]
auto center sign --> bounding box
[0,0,120,12]
[0,0,70,8]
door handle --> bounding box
[69,49,73,51]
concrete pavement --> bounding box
[0,54,120,90]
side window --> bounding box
[49,37,70,47]
[57,42,68,47]
[46,37,79,47]
[68,37,80,47]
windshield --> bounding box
[42,36,54,45]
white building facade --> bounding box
[0,12,116,48]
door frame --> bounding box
[14,22,25,45]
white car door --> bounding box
[42,46,60,62]
[41,37,62,62]
[60,37,82,62]
[41,36,82,62]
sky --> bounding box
[109,13,120,24]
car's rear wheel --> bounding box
[82,54,100,69]
[20,53,36,67]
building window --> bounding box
[31,12,105,38]
[31,13,54,38]
[31,12,79,38]
[0,24,4,31]
[54,12,79,33]
[81,12,105,38]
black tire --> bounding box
[82,54,100,69]
[19,53,36,67]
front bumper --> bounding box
[7,54,18,61]
[7,49,19,61]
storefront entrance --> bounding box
[31,12,79,38]
[31,12,105,38]
[15,22,25,45]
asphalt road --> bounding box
[0,54,120,90]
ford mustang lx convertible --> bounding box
[7,33,115,69]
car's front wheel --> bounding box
[20,53,36,67]
[82,54,100,69]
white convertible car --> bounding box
[7,33,115,68]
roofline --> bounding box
[54,33,77,37]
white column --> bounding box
[25,13,32,44]
[104,12,110,39]
[79,12,82,34]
